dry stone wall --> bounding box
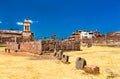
[6,42,19,50]
[56,40,80,51]
[6,39,80,54]
[6,41,42,54]
[20,41,42,54]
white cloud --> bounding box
[0,21,2,24]
[28,20,39,24]
[28,20,33,24]
[17,22,23,25]
[17,19,39,25]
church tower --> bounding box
[22,19,34,42]
[23,19,30,32]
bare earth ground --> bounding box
[0,46,120,79]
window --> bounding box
[25,26,29,31]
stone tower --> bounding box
[22,19,34,42]
[23,19,30,31]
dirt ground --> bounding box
[0,46,120,79]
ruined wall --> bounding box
[56,40,80,51]
[6,41,42,54]
[41,40,55,52]
[6,42,19,50]
[6,39,80,54]
[41,39,80,51]
[20,41,42,54]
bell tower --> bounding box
[22,19,34,42]
[24,19,30,32]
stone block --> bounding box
[56,50,63,60]
[53,49,57,56]
[62,55,69,63]
[5,48,7,52]
[84,65,99,74]
[76,57,87,69]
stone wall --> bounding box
[20,41,42,54]
[6,39,80,54]
[6,41,42,54]
[41,40,55,52]
[6,42,19,50]
[56,40,80,51]
[41,39,80,52]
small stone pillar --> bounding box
[76,57,87,69]
[62,55,69,63]
[56,50,63,60]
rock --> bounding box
[62,55,69,63]
[53,49,57,56]
[76,57,87,69]
[5,48,7,52]
[8,49,10,53]
[5,48,10,53]
[84,65,99,74]
[56,50,63,60]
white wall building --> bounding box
[80,31,95,39]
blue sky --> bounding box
[0,0,120,39]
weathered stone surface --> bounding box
[6,41,42,55]
[56,50,63,60]
[5,48,10,53]
[76,57,87,69]
[41,40,55,52]
[6,42,19,50]
[84,65,99,74]
[5,48,7,52]
[53,49,57,56]
[21,41,42,54]
[57,41,80,51]
[6,38,81,55]
[8,49,10,53]
[62,55,69,63]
